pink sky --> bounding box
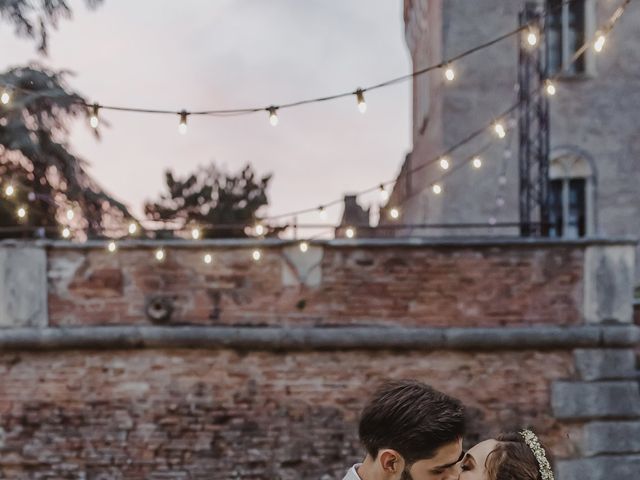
[0,1,411,235]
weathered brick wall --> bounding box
[48,242,585,328]
[1,239,636,479]
[0,349,576,480]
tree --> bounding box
[0,66,133,238]
[0,1,133,239]
[0,0,104,54]
[145,163,276,239]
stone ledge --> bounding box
[1,236,636,250]
[583,421,640,456]
[552,381,640,420]
[0,325,637,352]
[574,349,637,381]
[557,454,640,480]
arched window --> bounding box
[549,151,596,238]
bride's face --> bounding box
[458,439,498,480]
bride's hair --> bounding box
[486,432,553,480]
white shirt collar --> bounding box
[342,463,364,480]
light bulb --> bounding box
[496,197,505,207]
[526,29,538,47]
[389,207,400,220]
[594,33,606,53]
[380,185,390,202]
[155,248,165,262]
[345,227,356,239]
[255,224,265,236]
[444,66,455,82]
[107,241,117,253]
[178,111,188,134]
[488,217,497,225]
[191,227,201,240]
[252,249,262,261]
[17,207,26,218]
[268,107,279,126]
[356,89,367,113]
[432,184,442,195]
[494,122,506,139]
[128,222,138,235]
[62,227,71,239]
[4,184,14,196]
[89,104,100,129]
[545,80,556,96]
[299,241,309,253]
[472,157,482,169]
[66,209,74,221]
[439,157,450,170]
[1,90,10,105]
[203,253,213,264]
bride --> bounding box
[458,430,554,480]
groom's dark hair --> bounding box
[358,379,465,464]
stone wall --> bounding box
[398,0,640,279]
[0,238,638,479]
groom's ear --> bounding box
[379,449,405,475]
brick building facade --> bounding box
[0,238,638,479]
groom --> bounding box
[343,380,465,480]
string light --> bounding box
[526,28,538,47]
[66,209,74,221]
[432,184,442,195]
[178,111,188,134]
[268,107,279,126]
[488,217,497,225]
[4,184,14,197]
[472,157,482,169]
[345,227,355,239]
[0,89,10,105]
[594,32,606,52]
[62,227,71,239]
[439,157,450,170]
[17,207,26,219]
[493,122,506,139]
[128,222,138,235]
[356,89,367,113]
[545,80,556,96]
[107,241,117,253]
[299,241,309,253]
[203,253,213,264]
[89,104,100,129]
[252,249,262,261]
[191,227,201,240]
[389,207,400,220]
[496,196,505,207]
[444,65,455,82]
[154,248,165,262]
[255,224,265,236]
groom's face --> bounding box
[401,437,464,480]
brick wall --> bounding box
[0,349,576,480]
[48,241,585,328]
[0,238,637,480]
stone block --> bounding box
[574,349,636,381]
[552,381,640,420]
[583,421,640,456]
[584,245,634,324]
[557,455,640,480]
[0,245,47,328]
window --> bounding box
[549,154,594,238]
[547,0,589,75]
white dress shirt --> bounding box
[342,464,364,480]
